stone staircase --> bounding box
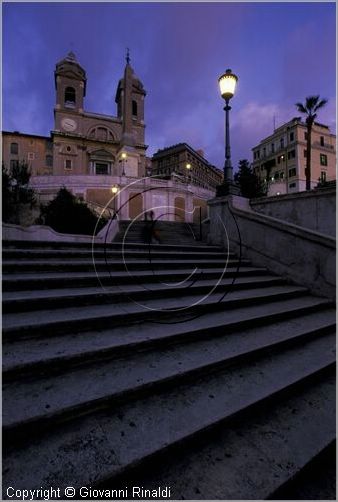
[2,237,336,499]
[114,220,203,245]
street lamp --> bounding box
[120,152,127,176]
[111,185,119,213]
[185,163,191,184]
[217,68,240,196]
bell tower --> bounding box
[115,50,146,147]
[54,52,86,114]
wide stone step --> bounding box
[2,275,287,313]
[2,266,269,292]
[101,372,335,500]
[3,334,335,492]
[3,258,248,273]
[2,248,230,261]
[3,313,335,438]
[2,284,309,338]
[3,298,334,379]
[3,240,222,253]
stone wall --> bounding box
[208,195,336,300]
[250,187,336,237]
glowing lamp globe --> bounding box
[218,69,238,100]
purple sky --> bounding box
[2,2,336,171]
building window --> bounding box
[304,132,308,140]
[271,143,275,153]
[274,172,279,180]
[46,155,53,167]
[320,154,328,166]
[280,172,284,179]
[289,168,296,177]
[287,149,295,160]
[132,100,138,117]
[303,149,307,158]
[320,136,324,146]
[46,140,53,151]
[10,142,19,155]
[263,147,266,157]
[28,152,35,160]
[289,182,296,189]
[280,138,284,149]
[64,87,76,108]
[65,159,73,170]
[95,162,110,175]
[289,132,294,142]
[320,171,327,183]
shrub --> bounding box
[40,187,107,235]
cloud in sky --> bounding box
[2,2,336,171]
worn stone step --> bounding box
[2,248,230,261]
[2,275,287,313]
[3,257,247,273]
[2,284,309,338]
[3,334,335,491]
[3,239,221,252]
[3,314,335,438]
[2,266,269,292]
[3,298,334,379]
[101,372,335,500]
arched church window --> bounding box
[132,100,138,117]
[64,87,76,108]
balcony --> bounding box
[313,141,335,151]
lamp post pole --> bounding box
[224,99,232,182]
[216,68,240,196]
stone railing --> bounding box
[2,217,119,244]
[250,187,336,237]
[208,195,336,300]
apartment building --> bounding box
[151,143,223,191]
[252,117,336,195]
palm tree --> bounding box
[295,95,328,190]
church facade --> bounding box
[3,52,217,222]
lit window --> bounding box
[320,154,328,166]
[10,142,18,155]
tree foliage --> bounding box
[2,161,36,222]
[40,187,107,235]
[295,95,328,191]
[234,159,266,199]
